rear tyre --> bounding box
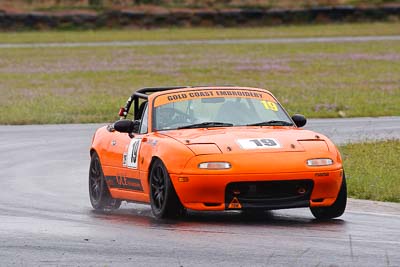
[89,152,121,210]
[310,173,347,220]
[149,159,185,219]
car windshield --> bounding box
[153,89,292,131]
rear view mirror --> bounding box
[114,119,140,134]
[201,97,225,103]
[292,114,307,128]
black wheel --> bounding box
[310,172,347,220]
[89,152,121,210]
[149,159,185,219]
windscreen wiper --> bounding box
[178,122,234,129]
[247,120,294,126]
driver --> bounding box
[156,105,195,130]
[156,106,176,129]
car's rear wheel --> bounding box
[149,159,185,219]
[89,152,121,210]
[310,172,347,220]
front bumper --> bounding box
[170,169,343,211]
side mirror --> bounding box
[292,114,307,128]
[114,119,140,134]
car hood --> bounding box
[159,127,329,155]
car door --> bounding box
[105,102,151,203]
[102,125,131,190]
[122,102,149,194]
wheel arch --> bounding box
[89,148,112,192]
[90,148,104,165]
[144,137,195,180]
[90,148,97,157]
[147,156,162,183]
[147,155,185,218]
[147,156,179,195]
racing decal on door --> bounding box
[237,138,281,149]
[124,138,142,169]
[105,175,143,191]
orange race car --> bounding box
[89,86,346,220]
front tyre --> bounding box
[89,152,121,210]
[149,159,185,219]
[310,172,347,220]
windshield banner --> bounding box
[154,89,276,107]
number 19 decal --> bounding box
[261,100,278,111]
[124,138,142,169]
[237,138,281,149]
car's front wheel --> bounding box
[149,159,185,219]
[310,172,347,220]
[89,152,121,210]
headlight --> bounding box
[198,162,231,170]
[307,158,333,166]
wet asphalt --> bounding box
[0,117,399,266]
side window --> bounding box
[139,103,148,134]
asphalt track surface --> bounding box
[0,35,400,48]
[1,117,400,266]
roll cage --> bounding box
[119,86,186,120]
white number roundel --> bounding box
[237,138,281,149]
[126,138,142,168]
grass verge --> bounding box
[1,22,400,44]
[340,140,400,203]
[0,24,399,124]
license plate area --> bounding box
[225,180,314,210]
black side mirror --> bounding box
[292,114,307,128]
[114,119,140,134]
